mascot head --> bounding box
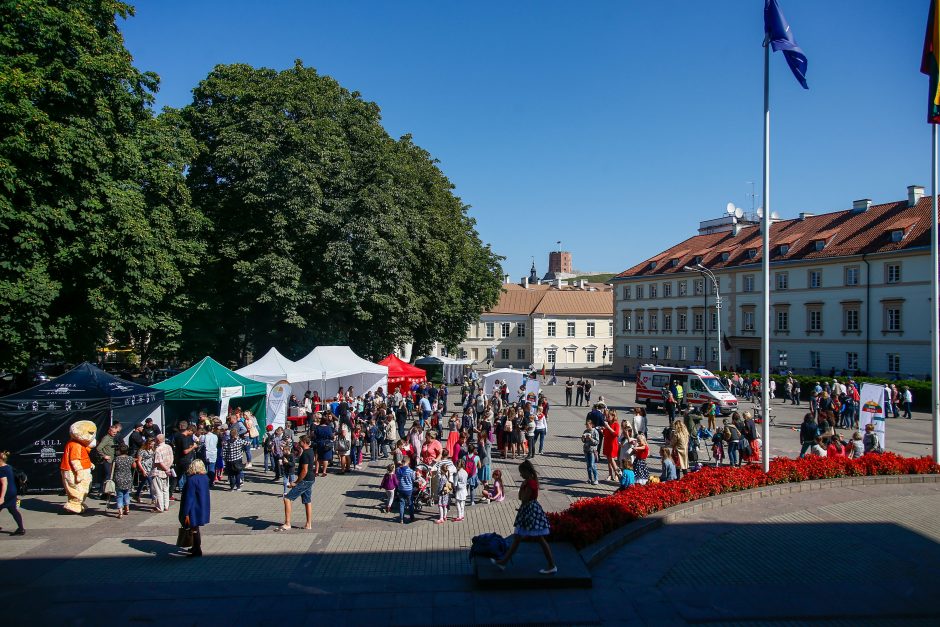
[69,420,98,449]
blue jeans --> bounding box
[350,444,361,466]
[535,429,547,453]
[468,476,477,505]
[206,461,216,485]
[586,451,598,482]
[282,472,296,496]
[263,451,272,471]
[177,470,187,492]
[115,489,131,510]
[135,476,153,501]
[369,439,378,461]
[398,489,414,522]
[245,446,252,463]
[728,441,740,466]
[421,410,430,426]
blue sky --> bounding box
[122,0,930,280]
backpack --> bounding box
[466,455,477,477]
[469,532,509,560]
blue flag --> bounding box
[765,0,808,89]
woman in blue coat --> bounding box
[176,459,210,557]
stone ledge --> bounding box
[579,473,940,568]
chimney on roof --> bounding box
[799,212,814,221]
[521,276,529,288]
[908,185,925,207]
[504,274,510,284]
[852,199,871,213]
[578,279,587,289]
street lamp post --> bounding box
[684,264,722,372]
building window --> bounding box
[776,310,789,332]
[844,308,860,332]
[485,322,495,338]
[663,313,672,331]
[587,322,596,337]
[693,279,704,295]
[650,346,659,360]
[809,270,822,289]
[664,346,672,359]
[636,315,645,332]
[517,323,526,337]
[743,310,755,331]
[622,311,632,332]
[845,266,860,286]
[886,263,901,283]
[586,348,596,363]
[609,321,613,336]
[847,352,858,371]
[636,285,644,299]
[547,322,556,337]
[775,272,788,290]
[743,275,755,292]
[810,351,820,369]
[693,313,704,332]
[663,282,672,297]
[501,323,511,338]
[711,347,718,363]
[547,349,556,364]
[694,346,703,361]
[885,305,902,332]
[501,348,509,360]
[677,281,688,296]
[567,321,576,337]
[710,312,718,331]
[637,345,644,359]
[678,313,688,331]
[622,285,631,300]
[778,350,788,368]
[809,309,822,332]
[517,348,525,361]
[440,347,449,357]
[649,284,658,299]
[887,353,900,373]
[649,313,658,332]
[624,344,632,358]
[679,346,687,360]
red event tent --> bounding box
[378,354,427,393]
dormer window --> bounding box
[650,261,658,269]
[814,240,825,251]
[694,256,703,265]
[720,252,730,261]
[890,229,905,242]
[778,244,790,255]
[670,258,680,267]
[746,248,757,259]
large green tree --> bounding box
[182,61,502,362]
[0,0,204,371]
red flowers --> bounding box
[548,454,940,548]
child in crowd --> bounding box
[466,444,480,506]
[616,457,635,492]
[711,429,725,467]
[379,463,398,513]
[660,447,677,482]
[482,469,504,502]
[453,459,468,522]
[435,466,452,524]
[112,443,134,518]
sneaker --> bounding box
[11,529,25,536]
[539,566,558,575]
[434,519,445,525]
[245,463,253,469]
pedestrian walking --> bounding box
[0,451,25,535]
[173,459,210,558]
[490,460,556,575]
[280,435,315,531]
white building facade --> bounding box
[612,188,934,379]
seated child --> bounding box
[481,468,504,502]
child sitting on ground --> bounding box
[711,429,725,466]
[481,468,504,502]
[379,463,397,513]
[616,457,636,492]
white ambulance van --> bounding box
[634,365,738,416]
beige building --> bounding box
[458,281,614,370]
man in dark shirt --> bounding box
[565,379,574,406]
[575,379,585,406]
[281,435,315,530]
[142,417,161,440]
[587,404,607,452]
[128,423,146,457]
[173,421,198,493]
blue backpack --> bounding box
[469,532,509,560]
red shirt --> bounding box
[524,478,539,499]
[421,440,442,465]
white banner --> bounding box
[267,381,290,430]
[859,383,887,449]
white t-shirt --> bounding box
[455,468,468,499]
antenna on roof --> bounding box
[746,181,759,213]
[756,207,764,219]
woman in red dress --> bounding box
[602,409,621,481]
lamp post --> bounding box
[684,264,722,372]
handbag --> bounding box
[103,461,117,496]
[176,526,194,548]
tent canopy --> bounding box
[0,363,164,490]
[235,347,323,385]
[378,354,426,393]
[293,346,388,397]
[482,368,531,397]
[414,355,472,384]
[153,357,267,427]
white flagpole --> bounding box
[761,38,772,473]
[933,123,939,463]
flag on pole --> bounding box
[764,0,809,89]
[922,0,940,123]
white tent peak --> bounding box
[235,347,324,385]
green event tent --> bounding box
[152,357,267,428]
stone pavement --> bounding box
[0,378,938,625]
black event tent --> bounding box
[0,363,164,491]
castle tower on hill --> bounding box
[543,250,575,280]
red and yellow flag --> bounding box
[922,0,940,123]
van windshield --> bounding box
[702,377,728,393]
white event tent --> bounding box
[482,367,529,397]
[235,347,323,385]
[293,346,388,398]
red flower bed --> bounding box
[548,454,940,548]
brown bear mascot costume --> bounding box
[61,420,97,513]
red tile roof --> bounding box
[613,197,934,279]
[487,285,613,316]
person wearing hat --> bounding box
[142,417,161,440]
[128,422,146,458]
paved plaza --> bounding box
[1,377,938,624]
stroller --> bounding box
[413,463,434,513]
